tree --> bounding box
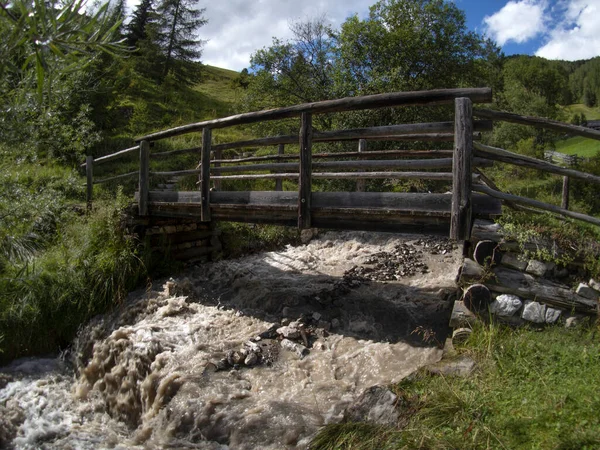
[126,0,155,48]
[154,0,207,84]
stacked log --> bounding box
[452,220,599,331]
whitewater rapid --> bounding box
[1,231,460,449]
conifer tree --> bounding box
[126,0,155,48]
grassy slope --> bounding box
[556,104,600,157]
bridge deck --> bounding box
[138,191,502,234]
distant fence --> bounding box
[544,150,589,167]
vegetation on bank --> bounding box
[310,322,600,450]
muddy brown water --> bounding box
[0,231,460,449]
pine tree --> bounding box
[126,0,155,48]
[154,0,207,85]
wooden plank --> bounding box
[210,171,481,182]
[150,146,201,158]
[94,171,138,185]
[450,97,473,241]
[474,108,600,141]
[151,169,202,177]
[474,142,600,185]
[139,140,150,216]
[200,128,212,221]
[137,88,493,141]
[86,155,93,210]
[213,147,222,191]
[562,176,570,210]
[473,184,600,227]
[81,146,137,167]
[356,139,366,192]
[298,112,313,229]
[275,143,284,191]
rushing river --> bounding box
[1,231,460,449]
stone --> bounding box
[312,312,322,322]
[545,307,562,324]
[521,301,546,323]
[553,267,569,279]
[449,300,477,328]
[565,314,590,328]
[426,355,476,377]
[589,278,600,292]
[317,320,331,331]
[244,352,258,367]
[526,260,549,277]
[331,318,341,329]
[489,294,522,317]
[500,253,528,271]
[577,283,599,300]
[343,386,400,427]
[276,325,300,339]
[300,228,318,244]
[280,339,309,358]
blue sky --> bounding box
[126,0,600,70]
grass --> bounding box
[311,322,600,450]
[555,136,600,157]
[564,104,600,120]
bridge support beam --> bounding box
[298,112,313,229]
[450,97,473,241]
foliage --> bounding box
[569,57,600,107]
[311,323,600,450]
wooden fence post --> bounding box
[275,143,284,191]
[201,127,212,222]
[86,155,93,211]
[298,112,313,229]
[139,140,150,216]
[450,97,473,241]
[562,176,570,210]
[356,139,366,192]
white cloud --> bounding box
[483,0,547,46]
[535,0,600,60]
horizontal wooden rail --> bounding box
[80,146,138,167]
[151,168,202,177]
[151,146,201,158]
[209,172,481,181]
[137,88,492,142]
[474,142,600,185]
[93,171,138,184]
[473,184,600,227]
[474,108,600,141]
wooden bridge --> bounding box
[84,88,600,241]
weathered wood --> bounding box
[213,147,222,191]
[356,139,367,192]
[151,146,201,158]
[137,88,493,141]
[139,140,150,216]
[463,284,492,314]
[151,169,202,177]
[562,176,570,210]
[275,143,284,191]
[200,128,211,221]
[474,184,600,227]
[94,171,138,184]
[474,108,600,141]
[474,142,600,185]
[450,97,473,241]
[210,171,481,182]
[298,112,313,229]
[458,259,597,313]
[473,240,501,266]
[81,146,137,167]
[86,155,93,210]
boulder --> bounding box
[526,260,549,277]
[521,301,546,323]
[576,283,599,300]
[490,294,522,317]
[343,386,400,427]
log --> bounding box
[473,184,600,227]
[210,171,481,182]
[81,146,137,167]
[200,128,211,221]
[138,141,150,216]
[457,259,598,313]
[474,108,600,141]
[137,88,493,141]
[463,283,491,314]
[86,155,93,210]
[298,112,312,229]
[562,176,569,210]
[151,169,202,177]
[275,143,284,191]
[150,146,201,158]
[474,142,600,185]
[94,171,138,184]
[450,97,473,241]
[473,240,501,266]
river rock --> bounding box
[426,355,476,377]
[343,386,400,427]
[526,260,549,277]
[280,339,309,359]
[244,352,258,367]
[545,307,562,324]
[276,325,300,339]
[489,294,522,317]
[521,301,546,323]
[589,278,600,292]
[576,283,599,300]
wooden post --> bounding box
[356,139,366,192]
[450,97,473,241]
[201,127,212,222]
[139,140,150,216]
[561,176,570,210]
[275,143,284,191]
[86,155,93,211]
[298,112,313,229]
